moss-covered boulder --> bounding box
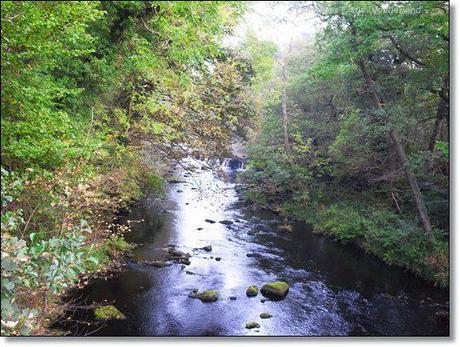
[94,305,126,320]
[246,285,258,297]
[196,290,218,302]
[245,321,260,329]
[261,281,289,299]
[260,312,273,319]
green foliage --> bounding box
[317,205,367,242]
[145,173,165,197]
[105,235,132,255]
[1,1,104,169]
[435,141,448,159]
[1,220,94,335]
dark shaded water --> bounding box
[57,158,449,336]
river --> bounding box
[56,157,449,336]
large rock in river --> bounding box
[94,305,126,320]
[196,289,218,302]
[246,285,258,297]
[260,281,289,299]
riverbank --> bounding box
[1,156,171,336]
[238,184,449,289]
[1,200,138,336]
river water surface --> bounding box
[58,158,449,336]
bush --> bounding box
[317,204,367,242]
[145,173,164,197]
[1,221,93,335]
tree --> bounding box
[309,1,448,241]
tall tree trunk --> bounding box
[281,38,294,153]
[428,84,449,152]
[281,65,290,151]
[357,59,434,242]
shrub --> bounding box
[317,204,367,242]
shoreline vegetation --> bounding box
[1,1,449,336]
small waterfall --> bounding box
[222,157,244,171]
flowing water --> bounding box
[56,157,449,336]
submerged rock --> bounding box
[277,224,293,232]
[261,281,289,299]
[267,219,280,226]
[246,285,258,297]
[94,305,126,320]
[167,179,187,184]
[167,247,191,265]
[245,322,260,329]
[138,260,166,268]
[219,220,233,225]
[435,310,449,321]
[260,312,273,319]
[229,296,237,301]
[168,249,186,257]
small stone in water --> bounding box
[245,322,260,329]
[219,220,233,225]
